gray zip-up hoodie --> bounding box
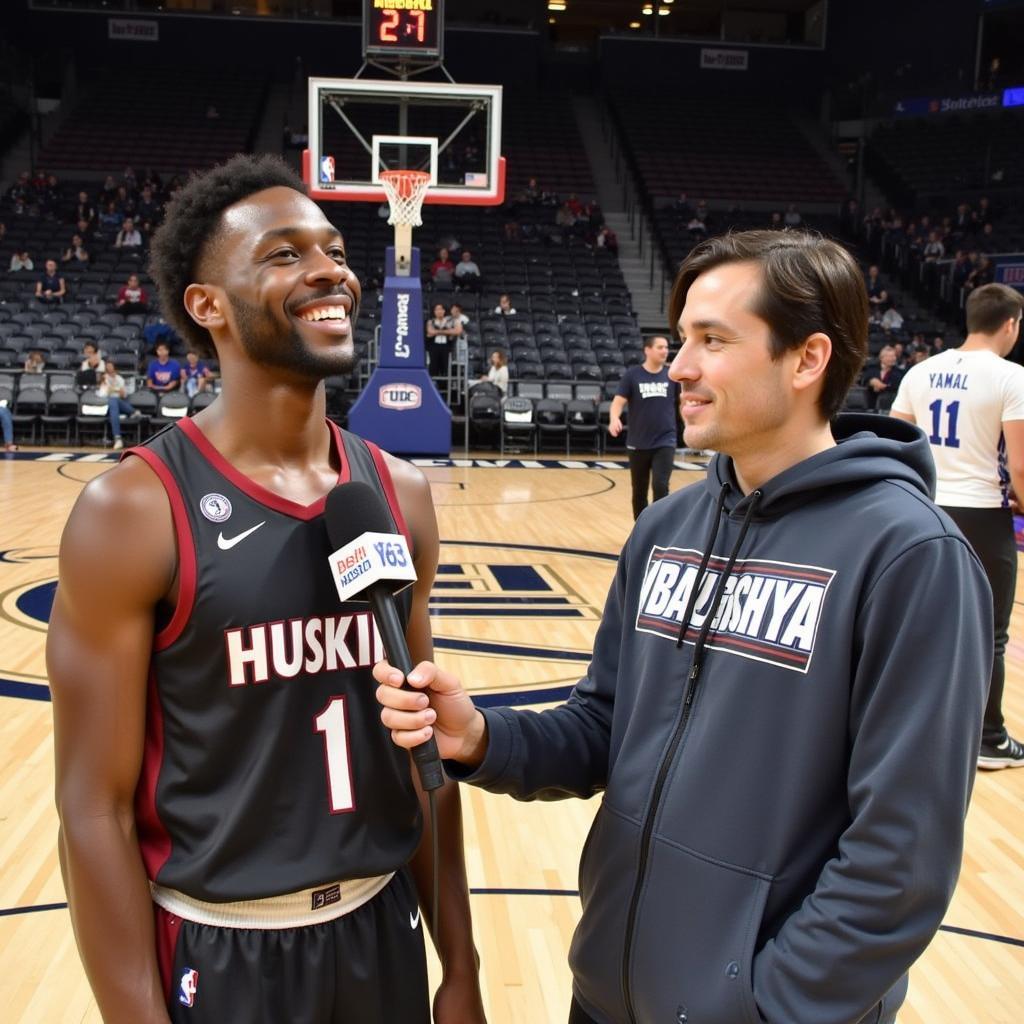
[453,415,991,1024]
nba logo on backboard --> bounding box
[379,384,422,410]
[320,154,335,183]
[179,968,199,1007]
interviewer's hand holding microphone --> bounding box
[373,660,489,769]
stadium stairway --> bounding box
[572,96,669,333]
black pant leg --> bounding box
[650,446,675,503]
[942,505,1016,745]
[569,996,601,1023]
[628,448,655,520]
[333,869,429,1024]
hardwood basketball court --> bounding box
[0,448,1021,1022]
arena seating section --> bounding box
[609,95,846,205]
[38,65,268,174]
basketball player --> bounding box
[892,282,1024,769]
[48,155,485,1023]
[375,231,991,1024]
[607,335,683,520]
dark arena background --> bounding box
[0,1,1022,1020]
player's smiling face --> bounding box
[212,186,361,379]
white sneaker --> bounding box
[977,734,1024,770]
[112,438,124,451]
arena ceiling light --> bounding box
[547,1,567,10]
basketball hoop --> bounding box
[379,169,431,228]
[379,169,430,277]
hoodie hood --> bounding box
[706,412,935,518]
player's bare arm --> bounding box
[48,458,177,1024]
[385,452,486,1023]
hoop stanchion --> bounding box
[380,169,431,277]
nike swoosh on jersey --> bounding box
[409,907,421,930]
[217,522,266,550]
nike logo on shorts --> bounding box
[410,907,421,930]
[217,522,266,550]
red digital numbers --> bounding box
[379,9,399,42]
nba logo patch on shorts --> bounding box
[179,968,199,1008]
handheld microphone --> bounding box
[324,481,445,792]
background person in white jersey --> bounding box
[892,282,1024,769]
[608,335,683,520]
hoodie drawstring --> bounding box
[676,486,763,680]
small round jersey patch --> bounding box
[200,493,233,523]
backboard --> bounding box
[304,77,504,206]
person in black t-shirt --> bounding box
[609,335,683,519]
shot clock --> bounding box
[363,0,444,61]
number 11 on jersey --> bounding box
[928,398,961,448]
[314,696,355,813]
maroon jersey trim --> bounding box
[365,441,413,551]
[125,446,198,652]
[135,667,173,882]
[153,903,184,1005]
[175,416,351,521]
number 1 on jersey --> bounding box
[928,398,961,448]
[314,697,354,813]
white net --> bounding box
[379,170,431,228]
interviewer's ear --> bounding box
[791,332,832,396]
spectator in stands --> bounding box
[6,170,30,208]
[425,303,458,379]
[146,342,181,392]
[979,222,1001,254]
[35,259,66,305]
[115,217,143,250]
[438,233,461,261]
[521,177,540,203]
[951,250,973,289]
[907,342,931,367]
[75,216,95,243]
[454,250,482,292]
[78,342,106,387]
[687,213,708,239]
[596,224,618,254]
[181,350,213,398]
[96,359,136,451]
[784,203,802,227]
[880,303,904,333]
[932,335,947,354]
[431,247,455,284]
[9,249,33,272]
[136,186,160,225]
[860,344,903,410]
[62,234,90,265]
[964,255,994,295]
[116,273,149,314]
[100,174,118,206]
[480,350,508,395]
[449,302,470,330]
[97,200,123,238]
[23,350,46,375]
[556,202,577,243]
[865,265,886,309]
[493,293,517,316]
[73,190,95,227]
[769,211,784,230]
[673,191,694,221]
[503,217,520,241]
[0,403,16,452]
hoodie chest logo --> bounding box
[635,546,836,674]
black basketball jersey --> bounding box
[127,417,420,903]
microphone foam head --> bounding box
[324,480,395,550]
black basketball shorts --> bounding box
[155,869,429,1023]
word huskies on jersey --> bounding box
[636,546,835,673]
[225,611,384,687]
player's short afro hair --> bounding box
[148,153,308,358]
